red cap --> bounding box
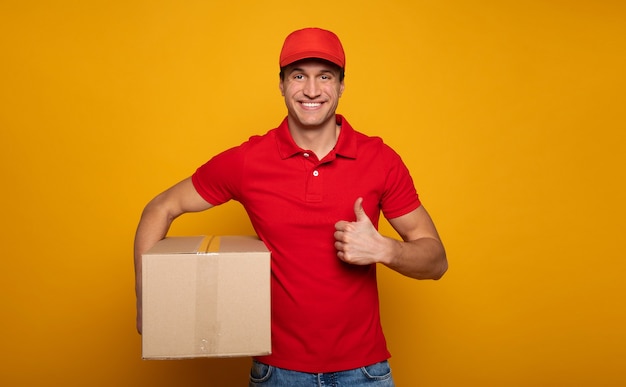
[279,28,345,69]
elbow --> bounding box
[431,258,448,280]
[142,194,180,224]
[428,245,448,280]
[408,253,447,281]
[425,239,447,280]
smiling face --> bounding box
[279,59,345,133]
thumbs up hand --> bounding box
[334,197,390,266]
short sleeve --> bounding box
[379,144,421,219]
[191,146,245,206]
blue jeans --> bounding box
[249,360,395,387]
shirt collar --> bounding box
[275,114,357,160]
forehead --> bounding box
[283,58,342,74]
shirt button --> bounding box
[303,152,310,157]
[313,170,319,177]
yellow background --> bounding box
[1,1,624,386]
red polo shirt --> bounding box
[192,115,421,372]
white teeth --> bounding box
[302,102,321,108]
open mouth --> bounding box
[301,102,322,108]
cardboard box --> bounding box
[142,235,271,359]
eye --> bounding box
[294,74,304,80]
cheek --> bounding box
[282,83,299,98]
[327,87,342,100]
[328,83,343,98]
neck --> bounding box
[287,117,341,159]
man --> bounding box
[134,27,447,386]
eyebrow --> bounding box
[288,67,336,76]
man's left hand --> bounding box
[334,197,392,265]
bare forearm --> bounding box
[134,178,210,292]
[133,201,177,333]
[132,178,214,333]
[382,236,447,280]
[134,203,175,268]
[334,201,447,280]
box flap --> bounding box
[146,236,210,254]
[217,235,269,253]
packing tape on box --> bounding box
[198,234,221,253]
[207,235,221,252]
[194,236,220,355]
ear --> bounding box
[279,79,285,96]
[339,80,345,97]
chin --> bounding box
[296,114,333,128]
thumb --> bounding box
[354,197,368,222]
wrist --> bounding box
[380,237,402,266]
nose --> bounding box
[303,78,321,98]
